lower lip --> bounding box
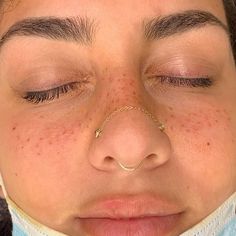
[77,214,181,236]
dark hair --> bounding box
[223,0,236,61]
[0,198,12,236]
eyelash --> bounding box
[23,76,212,104]
[156,76,213,88]
[23,82,78,104]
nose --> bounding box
[88,106,171,172]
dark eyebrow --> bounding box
[144,10,229,40]
[0,16,97,48]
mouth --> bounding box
[75,194,184,236]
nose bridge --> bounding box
[102,67,145,107]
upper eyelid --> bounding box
[23,82,79,103]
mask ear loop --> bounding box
[0,173,8,198]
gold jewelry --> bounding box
[95,105,165,139]
[117,160,143,172]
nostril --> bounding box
[105,156,114,163]
[147,154,157,160]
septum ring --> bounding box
[95,105,165,139]
[117,160,143,172]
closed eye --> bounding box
[23,82,79,104]
[156,76,213,88]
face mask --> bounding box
[1,174,236,236]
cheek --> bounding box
[167,106,233,144]
[2,113,92,180]
[166,105,236,193]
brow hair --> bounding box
[223,0,236,61]
[144,10,228,41]
[0,16,97,47]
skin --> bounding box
[0,0,236,235]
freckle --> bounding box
[14,173,18,177]
[186,129,190,133]
[21,146,24,149]
[216,109,220,113]
[39,115,44,119]
[62,130,67,135]
[170,114,175,118]
[215,120,218,123]
[49,141,52,145]
[26,138,30,142]
[168,107,173,111]
[207,142,211,146]
[132,91,136,95]
[181,124,185,128]
[37,152,41,156]
[12,126,17,131]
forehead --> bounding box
[0,0,227,35]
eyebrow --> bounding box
[0,16,97,48]
[144,10,229,40]
[0,10,229,49]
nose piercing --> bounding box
[117,160,143,172]
[95,105,165,139]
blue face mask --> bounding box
[1,174,236,236]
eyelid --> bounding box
[158,76,213,88]
[23,82,79,104]
[147,75,213,88]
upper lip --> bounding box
[78,193,183,219]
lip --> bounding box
[76,194,184,236]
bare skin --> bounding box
[0,0,236,235]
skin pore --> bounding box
[0,0,236,235]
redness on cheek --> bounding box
[166,107,231,136]
[10,116,85,160]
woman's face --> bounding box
[0,0,236,235]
